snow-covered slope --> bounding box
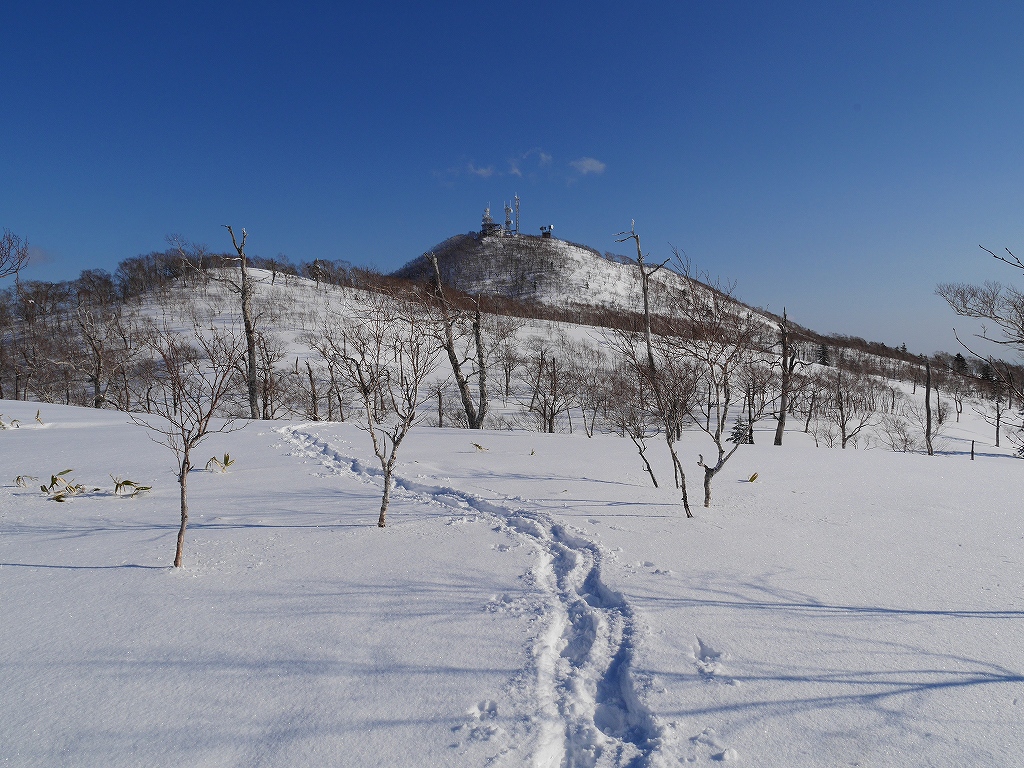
[2,399,1023,767]
[392,233,694,316]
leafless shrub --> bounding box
[131,308,246,567]
[334,291,441,527]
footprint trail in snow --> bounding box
[279,424,663,768]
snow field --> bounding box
[1,402,537,767]
[2,398,1023,766]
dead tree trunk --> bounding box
[306,360,319,421]
[924,359,934,455]
[225,226,260,420]
[617,222,692,517]
[774,308,790,445]
[428,255,487,429]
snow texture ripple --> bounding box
[278,424,662,767]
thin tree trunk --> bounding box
[774,309,789,445]
[241,263,259,419]
[93,366,104,408]
[706,385,712,432]
[428,255,484,429]
[924,360,934,455]
[225,225,260,419]
[306,360,319,421]
[995,400,1001,447]
[378,467,392,527]
[619,223,691,516]
[174,453,190,568]
[747,385,755,444]
[666,437,693,517]
[632,436,658,487]
[471,299,488,428]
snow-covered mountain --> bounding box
[392,231,693,316]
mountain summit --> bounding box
[392,207,688,314]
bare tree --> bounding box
[818,362,881,449]
[606,364,660,487]
[426,254,488,428]
[336,292,440,527]
[171,228,260,418]
[253,328,291,419]
[974,378,1007,447]
[615,223,694,515]
[0,229,30,280]
[773,308,804,445]
[792,367,826,436]
[667,255,766,507]
[515,333,574,433]
[494,337,521,404]
[132,313,245,567]
[739,359,779,444]
[301,308,356,423]
[7,280,77,404]
[608,327,698,514]
[68,271,150,408]
[423,255,523,429]
[941,354,970,423]
[938,245,1024,404]
[222,226,260,419]
[877,387,946,453]
[561,337,611,438]
[924,358,934,455]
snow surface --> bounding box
[2,399,1023,767]
[395,234,699,317]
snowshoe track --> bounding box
[279,424,662,767]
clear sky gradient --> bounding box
[4,1,1024,356]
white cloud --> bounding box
[468,163,496,178]
[509,148,553,177]
[570,157,606,175]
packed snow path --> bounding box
[279,424,663,767]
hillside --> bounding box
[389,230,927,371]
[392,231,693,316]
[2,258,1024,765]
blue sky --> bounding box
[4,1,1024,356]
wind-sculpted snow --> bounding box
[279,424,663,767]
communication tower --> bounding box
[481,205,502,236]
